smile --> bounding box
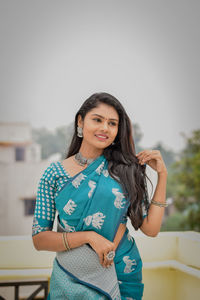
[95,135,108,141]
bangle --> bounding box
[151,200,168,207]
[62,232,71,251]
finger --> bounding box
[138,155,149,164]
[99,253,104,266]
[137,150,153,160]
[143,152,160,161]
[103,254,108,267]
[103,252,112,268]
[139,152,158,163]
[104,250,115,267]
[107,260,114,267]
[106,262,113,268]
[140,154,153,161]
[103,252,110,267]
[104,257,113,268]
[136,151,145,157]
[136,150,151,156]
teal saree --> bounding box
[42,154,146,300]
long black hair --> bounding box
[66,92,152,230]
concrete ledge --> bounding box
[0,235,55,269]
[0,268,52,280]
[1,231,200,300]
[143,260,200,279]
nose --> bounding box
[100,121,109,131]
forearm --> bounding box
[32,230,91,252]
[140,171,167,236]
[113,223,126,250]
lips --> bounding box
[95,134,108,140]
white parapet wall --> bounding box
[0,231,200,300]
[130,228,200,300]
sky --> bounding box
[0,0,199,153]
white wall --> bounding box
[0,161,51,236]
[0,122,32,143]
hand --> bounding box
[87,231,115,268]
[136,150,167,175]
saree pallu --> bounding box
[48,154,144,300]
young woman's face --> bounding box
[78,103,119,150]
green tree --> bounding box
[165,129,200,231]
[32,123,74,159]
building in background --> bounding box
[0,122,60,236]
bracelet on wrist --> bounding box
[151,199,168,207]
[62,232,71,251]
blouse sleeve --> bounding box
[32,163,56,236]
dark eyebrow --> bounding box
[91,113,119,122]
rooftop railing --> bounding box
[0,230,200,300]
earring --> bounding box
[112,142,115,145]
[77,126,83,138]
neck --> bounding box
[78,142,103,159]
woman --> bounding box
[32,92,168,300]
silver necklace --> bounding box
[74,152,100,166]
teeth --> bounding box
[96,135,107,138]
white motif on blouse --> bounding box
[126,298,136,300]
[123,256,137,273]
[95,161,105,175]
[71,173,87,188]
[112,188,126,209]
[83,212,106,229]
[102,169,109,177]
[88,180,96,198]
[32,216,50,235]
[61,219,76,232]
[63,199,77,215]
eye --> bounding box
[109,122,117,126]
[93,118,101,122]
[93,118,117,126]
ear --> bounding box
[77,114,83,127]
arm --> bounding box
[33,224,125,253]
[32,224,126,252]
[33,229,117,268]
[113,223,126,250]
[32,164,90,252]
[33,222,127,252]
[32,230,92,252]
[140,172,167,237]
[136,149,168,237]
[33,222,126,255]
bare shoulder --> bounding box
[61,155,75,169]
[61,155,87,177]
[62,155,74,164]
